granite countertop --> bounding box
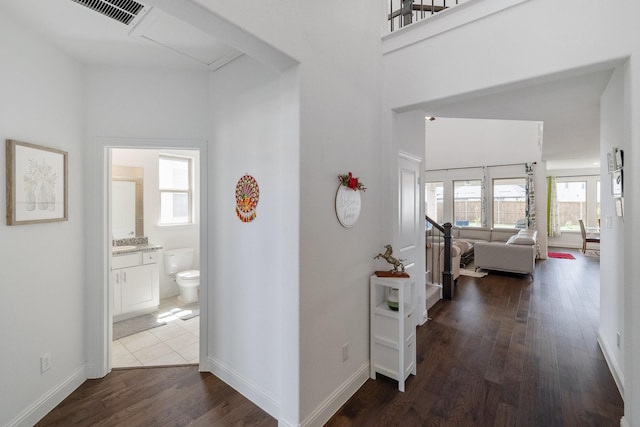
[112,237,163,256]
[112,244,163,256]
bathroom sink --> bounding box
[112,245,137,252]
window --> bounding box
[425,181,443,225]
[159,156,192,225]
[493,178,526,229]
[453,180,482,227]
[556,181,586,231]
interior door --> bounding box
[397,153,425,324]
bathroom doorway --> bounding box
[109,147,202,368]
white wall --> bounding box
[0,11,86,426]
[599,64,626,396]
[207,54,287,416]
[425,118,542,171]
[196,2,385,425]
[382,1,640,425]
[84,67,209,139]
[111,148,200,298]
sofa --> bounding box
[451,227,520,264]
[452,227,537,276]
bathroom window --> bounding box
[159,155,192,225]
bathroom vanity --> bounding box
[111,242,162,321]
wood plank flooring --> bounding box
[327,248,623,426]
[38,248,622,426]
[36,367,277,426]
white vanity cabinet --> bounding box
[111,251,159,321]
[370,275,416,392]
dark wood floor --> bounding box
[36,366,277,426]
[327,248,623,426]
[38,248,623,426]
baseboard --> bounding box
[299,362,369,427]
[205,355,280,419]
[7,366,87,427]
[598,330,625,399]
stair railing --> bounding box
[426,215,455,300]
[388,0,461,32]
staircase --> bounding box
[388,0,468,32]
[425,282,441,311]
[425,215,455,303]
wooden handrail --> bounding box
[426,215,444,233]
[388,4,446,20]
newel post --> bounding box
[442,222,454,300]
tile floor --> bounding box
[112,296,200,368]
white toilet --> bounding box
[164,248,200,303]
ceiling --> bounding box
[421,68,615,171]
[1,1,615,171]
[0,0,242,70]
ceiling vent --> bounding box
[70,0,147,25]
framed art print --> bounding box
[611,170,623,197]
[6,139,68,225]
[607,149,615,173]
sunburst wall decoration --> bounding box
[235,174,259,222]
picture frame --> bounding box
[615,197,624,217]
[6,139,68,225]
[607,149,615,173]
[611,169,623,198]
[614,148,624,171]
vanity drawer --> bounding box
[112,253,142,269]
[142,251,159,264]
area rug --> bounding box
[460,268,489,278]
[548,251,575,260]
[113,313,166,340]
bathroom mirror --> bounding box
[112,165,144,239]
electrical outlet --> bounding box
[342,343,349,362]
[617,332,621,348]
[40,352,51,373]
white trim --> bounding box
[7,366,86,427]
[398,150,423,163]
[205,355,280,419]
[598,329,625,399]
[621,416,629,427]
[299,362,370,427]
[85,137,208,379]
[382,0,530,55]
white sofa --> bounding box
[473,229,538,275]
[426,226,537,281]
[451,227,537,276]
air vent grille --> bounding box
[70,0,145,25]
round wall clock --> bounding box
[335,185,361,228]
